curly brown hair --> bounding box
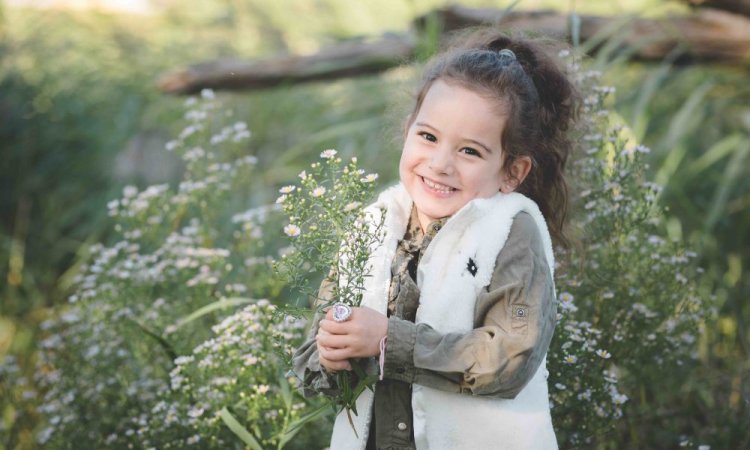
[405,29,580,246]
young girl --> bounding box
[293,29,578,450]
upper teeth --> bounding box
[424,177,454,193]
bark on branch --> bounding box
[157,35,414,94]
[158,6,750,94]
[681,0,750,17]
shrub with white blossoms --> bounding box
[33,89,323,449]
[275,150,385,420]
[139,301,323,450]
[547,54,716,448]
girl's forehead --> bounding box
[416,80,506,140]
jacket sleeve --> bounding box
[381,212,557,398]
[290,279,342,397]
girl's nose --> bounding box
[428,145,455,175]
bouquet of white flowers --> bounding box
[275,150,385,432]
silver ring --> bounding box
[332,303,353,322]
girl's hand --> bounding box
[317,306,388,361]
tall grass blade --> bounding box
[654,81,714,187]
[705,140,750,229]
[686,134,745,175]
[174,297,256,331]
[218,407,264,450]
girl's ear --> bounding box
[500,156,532,193]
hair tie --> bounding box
[497,49,517,61]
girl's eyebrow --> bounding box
[415,121,494,155]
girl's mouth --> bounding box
[421,176,457,195]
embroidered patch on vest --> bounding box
[467,258,478,277]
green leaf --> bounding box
[278,404,330,449]
[278,372,292,410]
[686,134,746,175]
[705,139,750,229]
[218,407,264,450]
[174,297,256,331]
[629,48,681,140]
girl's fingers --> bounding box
[319,318,350,334]
[316,331,350,349]
[320,356,352,372]
[318,344,351,362]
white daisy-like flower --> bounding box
[564,355,578,364]
[361,173,379,183]
[279,185,296,194]
[283,224,301,237]
[298,170,307,180]
[311,187,326,197]
[275,195,287,204]
[123,185,138,198]
[256,384,270,394]
[611,392,629,405]
[555,383,567,390]
[320,149,337,159]
[596,349,612,359]
[187,407,204,418]
[344,201,361,212]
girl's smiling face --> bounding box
[400,79,511,231]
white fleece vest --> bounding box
[330,184,558,450]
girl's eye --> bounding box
[419,132,437,143]
[461,147,481,157]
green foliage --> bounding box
[29,92,313,449]
[546,61,714,448]
[605,61,750,450]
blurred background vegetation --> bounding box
[0,0,747,448]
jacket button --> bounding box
[397,422,408,431]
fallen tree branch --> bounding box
[158,6,750,94]
[681,0,750,17]
[158,34,414,94]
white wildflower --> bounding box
[344,201,361,212]
[320,149,337,159]
[311,187,326,197]
[283,224,301,237]
[279,185,295,194]
[596,349,612,359]
[360,173,378,183]
[123,185,138,198]
[187,406,204,418]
